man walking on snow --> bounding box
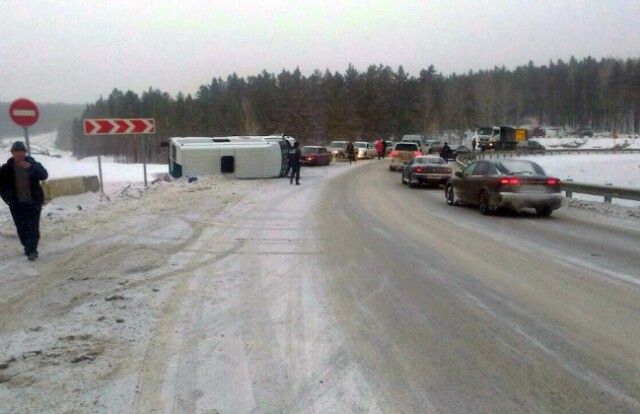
[0,141,49,261]
[288,142,302,185]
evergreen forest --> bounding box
[70,56,640,161]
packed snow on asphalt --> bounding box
[0,133,639,412]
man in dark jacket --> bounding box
[440,142,452,161]
[283,135,294,177]
[288,142,302,185]
[0,141,49,260]
[346,141,356,164]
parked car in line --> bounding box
[516,140,546,153]
[300,146,332,166]
[424,140,443,155]
[450,145,471,159]
[354,141,378,159]
[327,140,349,161]
[578,128,594,138]
[570,128,593,138]
[401,134,426,150]
[440,144,470,162]
[384,141,395,156]
[401,155,453,188]
[389,142,421,171]
[444,159,562,217]
[531,127,546,137]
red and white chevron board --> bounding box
[83,118,155,135]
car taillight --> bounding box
[547,178,559,185]
[499,178,519,185]
[415,167,423,173]
[413,151,421,156]
[306,157,313,161]
[390,151,398,157]
[444,167,452,173]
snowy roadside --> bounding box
[0,174,253,412]
[0,160,383,413]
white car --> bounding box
[423,140,442,154]
[327,140,349,160]
[354,141,378,159]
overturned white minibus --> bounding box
[168,136,293,179]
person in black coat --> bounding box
[345,141,356,164]
[0,141,49,260]
[282,135,294,177]
[288,142,302,185]
[440,142,452,161]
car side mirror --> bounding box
[455,171,463,178]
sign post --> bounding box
[83,118,156,190]
[9,98,39,156]
[97,153,104,195]
[141,136,148,187]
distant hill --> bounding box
[0,102,84,139]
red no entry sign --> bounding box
[9,98,39,127]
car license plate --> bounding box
[520,184,544,193]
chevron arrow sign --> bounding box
[83,118,155,135]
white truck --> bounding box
[474,127,500,150]
[475,126,527,150]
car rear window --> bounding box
[394,143,419,151]
[495,160,546,175]
[415,157,445,165]
[328,141,347,148]
[302,147,319,154]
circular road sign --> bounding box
[9,98,39,127]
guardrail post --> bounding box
[604,183,612,203]
[565,179,573,198]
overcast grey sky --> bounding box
[1,0,639,104]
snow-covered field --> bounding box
[534,136,640,150]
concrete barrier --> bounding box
[42,175,100,201]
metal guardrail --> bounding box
[456,149,640,204]
[562,180,640,203]
[461,148,640,162]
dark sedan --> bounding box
[444,159,562,217]
[301,146,332,166]
[451,145,471,158]
[516,140,546,154]
[402,155,453,188]
[442,145,471,161]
